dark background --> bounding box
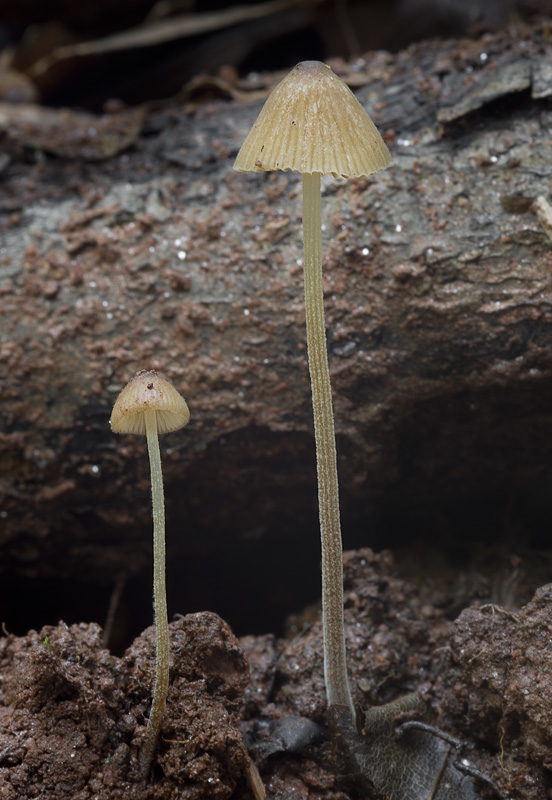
[0,0,549,108]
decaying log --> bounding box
[0,24,551,630]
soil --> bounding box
[0,610,250,800]
[1,548,551,799]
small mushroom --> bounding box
[234,62,391,722]
[110,369,190,775]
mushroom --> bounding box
[110,369,190,775]
[234,62,391,722]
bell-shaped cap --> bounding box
[234,61,391,179]
[110,370,190,435]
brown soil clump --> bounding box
[0,612,250,799]
[2,549,550,798]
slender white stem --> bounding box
[139,409,170,776]
[302,172,354,721]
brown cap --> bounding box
[234,61,391,179]
[110,370,190,435]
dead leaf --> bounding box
[27,0,319,81]
[0,104,144,160]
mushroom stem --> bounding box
[302,172,354,721]
[139,408,170,776]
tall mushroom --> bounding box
[234,62,391,722]
[110,369,190,775]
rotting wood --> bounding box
[0,23,551,587]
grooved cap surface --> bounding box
[234,61,391,178]
[110,370,190,435]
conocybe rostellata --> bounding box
[234,61,391,722]
[110,369,190,775]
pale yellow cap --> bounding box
[110,370,190,435]
[234,61,391,179]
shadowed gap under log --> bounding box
[3,375,551,653]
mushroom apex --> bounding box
[233,60,391,178]
[110,369,190,436]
